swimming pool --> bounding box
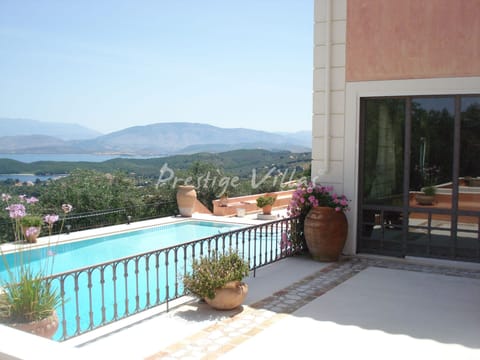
[0,220,251,340]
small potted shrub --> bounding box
[256,195,276,215]
[416,185,436,205]
[20,215,43,243]
[183,250,250,310]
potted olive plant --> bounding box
[183,250,250,310]
[256,195,276,215]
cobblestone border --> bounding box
[146,256,480,359]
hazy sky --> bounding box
[0,0,313,134]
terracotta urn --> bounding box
[204,281,248,310]
[304,207,348,262]
[176,185,197,217]
[9,311,59,339]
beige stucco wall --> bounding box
[346,0,480,81]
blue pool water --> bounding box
[0,220,247,340]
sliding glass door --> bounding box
[358,95,480,262]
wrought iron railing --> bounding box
[0,201,178,242]
[46,216,302,341]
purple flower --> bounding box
[18,194,27,202]
[62,204,73,213]
[1,193,11,202]
[6,204,26,219]
[25,226,40,238]
[44,214,59,225]
[26,196,39,204]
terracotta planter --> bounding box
[415,193,435,206]
[9,311,59,339]
[21,226,41,243]
[219,194,229,207]
[262,204,273,215]
[304,207,348,262]
[204,281,248,310]
[176,185,197,217]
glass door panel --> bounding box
[358,98,405,255]
[407,97,455,258]
[457,97,480,260]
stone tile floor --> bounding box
[145,257,480,359]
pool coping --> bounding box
[0,211,285,255]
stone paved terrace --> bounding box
[4,255,473,360]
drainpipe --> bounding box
[320,0,332,175]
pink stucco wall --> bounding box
[346,0,480,81]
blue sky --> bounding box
[0,1,313,134]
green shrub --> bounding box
[423,186,436,196]
[19,215,43,228]
[256,195,276,208]
[183,251,249,300]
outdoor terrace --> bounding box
[1,211,480,359]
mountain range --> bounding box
[0,119,311,155]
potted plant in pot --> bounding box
[19,215,43,243]
[1,193,72,338]
[183,250,250,310]
[287,182,350,262]
[415,185,436,206]
[0,267,62,338]
[256,195,276,215]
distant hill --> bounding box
[0,149,312,179]
[0,120,311,155]
[77,122,311,155]
[0,118,102,140]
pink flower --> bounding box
[1,193,11,202]
[26,196,39,204]
[6,204,26,219]
[62,204,73,213]
[335,207,341,212]
[340,199,349,206]
[25,226,39,238]
[44,214,59,225]
[18,194,27,202]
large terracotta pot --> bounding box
[176,185,197,217]
[204,281,248,310]
[9,311,59,339]
[304,207,348,262]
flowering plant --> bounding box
[287,182,350,217]
[0,193,73,328]
[287,182,349,248]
